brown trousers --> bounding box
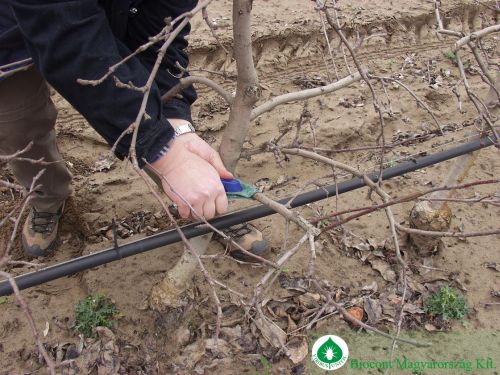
[0,68,72,213]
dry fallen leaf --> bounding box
[484,262,500,272]
[221,325,242,343]
[205,338,232,357]
[84,327,121,375]
[353,242,371,252]
[287,338,309,364]
[449,273,468,292]
[361,281,378,293]
[364,297,382,324]
[380,302,396,318]
[179,340,206,369]
[403,303,424,314]
[424,323,437,332]
[93,154,115,173]
[407,277,427,294]
[298,292,321,308]
[287,315,298,333]
[254,314,287,349]
[43,321,49,337]
[419,257,435,275]
[369,259,397,283]
[279,274,308,293]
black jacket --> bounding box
[0,0,198,165]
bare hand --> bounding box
[150,132,233,220]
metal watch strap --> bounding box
[174,123,195,137]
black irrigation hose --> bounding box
[0,136,495,296]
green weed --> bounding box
[443,50,471,69]
[425,286,468,321]
[259,356,271,375]
[74,293,119,337]
[444,50,457,63]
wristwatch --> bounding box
[174,123,196,137]
[149,122,196,163]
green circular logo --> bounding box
[311,335,349,371]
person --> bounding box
[0,0,268,258]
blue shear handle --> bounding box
[221,178,243,193]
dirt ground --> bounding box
[1,0,499,374]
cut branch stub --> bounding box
[150,234,213,311]
[408,152,477,255]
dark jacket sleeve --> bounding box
[9,0,191,166]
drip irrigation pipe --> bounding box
[0,135,495,296]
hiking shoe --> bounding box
[218,223,269,262]
[22,204,64,257]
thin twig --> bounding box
[161,75,233,104]
[396,225,500,238]
[0,272,56,374]
[370,75,443,134]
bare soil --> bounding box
[1,1,499,374]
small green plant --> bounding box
[444,50,457,63]
[386,158,398,168]
[425,286,468,321]
[74,293,119,337]
[443,50,471,69]
[259,356,271,375]
[317,219,330,229]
